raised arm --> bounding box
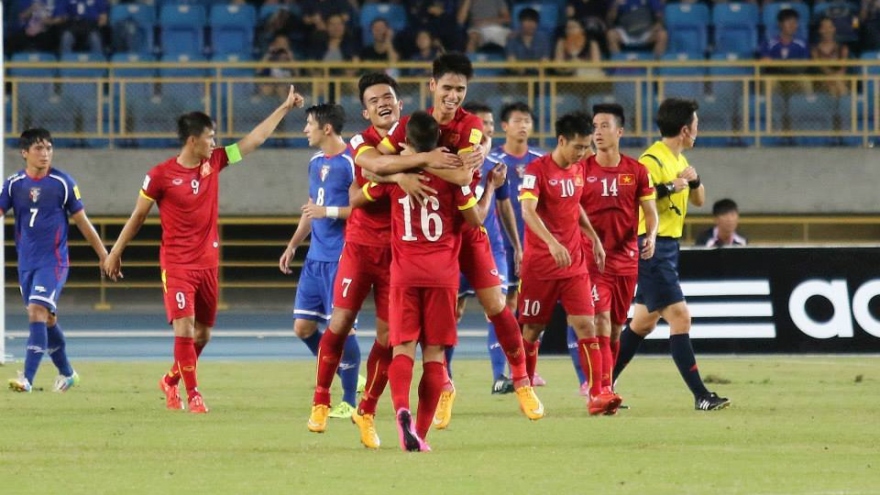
[104,194,154,280]
[236,85,305,157]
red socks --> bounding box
[578,337,603,397]
[488,309,528,384]
[173,336,199,397]
[388,354,414,413]
[313,329,347,406]
[166,339,207,387]
[598,336,613,389]
[415,361,445,439]
[358,340,393,415]
[523,339,540,384]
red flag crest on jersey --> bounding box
[575,176,584,186]
[445,132,460,147]
[29,187,40,203]
[320,165,330,182]
[619,173,635,185]
[200,162,213,177]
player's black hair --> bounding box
[592,103,626,128]
[463,102,492,115]
[500,101,535,123]
[177,111,215,144]
[555,111,593,140]
[19,128,53,150]
[307,103,346,134]
[655,98,699,138]
[713,198,739,216]
[432,52,474,81]
[357,71,401,106]
[777,7,799,24]
[518,7,540,24]
[406,111,440,153]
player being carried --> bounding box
[379,52,544,428]
[104,86,305,413]
[352,110,486,452]
[580,103,658,414]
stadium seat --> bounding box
[713,2,760,57]
[762,2,810,43]
[58,53,106,101]
[709,52,753,102]
[9,52,58,104]
[657,53,706,99]
[22,94,81,147]
[359,3,407,46]
[788,93,836,146]
[860,51,880,126]
[761,94,790,146]
[836,94,865,146]
[470,51,507,77]
[231,94,290,147]
[209,3,257,58]
[158,4,207,56]
[125,95,180,148]
[158,53,210,108]
[694,94,740,147]
[110,3,156,55]
[511,2,561,34]
[338,94,365,136]
[664,2,710,57]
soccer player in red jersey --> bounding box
[518,111,617,416]
[103,87,304,414]
[580,103,658,414]
[354,111,482,452]
[379,52,543,427]
[307,73,461,447]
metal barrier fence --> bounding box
[5,59,880,148]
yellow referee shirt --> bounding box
[638,141,691,238]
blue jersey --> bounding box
[0,168,84,271]
[490,145,545,253]
[306,150,355,262]
[478,155,509,254]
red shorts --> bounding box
[459,227,502,291]
[389,286,457,347]
[518,272,594,325]
[590,271,637,325]
[333,242,392,322]
[162,267,219,327]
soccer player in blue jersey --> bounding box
[3,128,109,393]
[279,103,363,419]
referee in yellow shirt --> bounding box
[612,98,730,411]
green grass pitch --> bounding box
[1,356,878,494]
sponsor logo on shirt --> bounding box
[172,179,183,186]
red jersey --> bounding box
[363,174,476,288]
[519,154,587,281]
[347,125,391,247]
[141,147,232,270]
[580,154,655,276]
[379,107,484,156]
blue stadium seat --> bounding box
[110,3,156,55]
[694,94,740,146]
[713,2,760,57]
[763,94,790,146]
[709,52,753,102]
[511,2,561,34]
[125,95,180,148]
[230,94,291,147]
[158,4,207,56]
[762,2,810,43]
[861,51,880,126]
[470,51,507,77]
[788,93,836,146]
[836,94,865,146]
[664,2,710,57]
[158,53,210,107]
[657,53,706,99]
[209,3,257,58]
[338,94,365,136]
[9,52,58,102]
[22,94,81,147]
[359,3,407,46]
[58,53,106,101]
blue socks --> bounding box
[300,330,323,356]
[487,323,507,380]
[338,334,361,407]
[24,322,48,384]
[670,333,710,398]
[567,326,586,385]
[46,324,74,377]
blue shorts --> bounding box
[294,259,338,323]
[634,236,685,312]
[458,248,509,298]
[505,246,520,290]
[19,266,69,313]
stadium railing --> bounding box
[5,215,880,309]
[4,59,879,148]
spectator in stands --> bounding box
[695,199,748,248]
[606,0,668,59]
[406,29,444,75]
[506,7,552,74]
[307,13,359,75]
[58,0,109,55]
[358,17,400,68]
[457,0,512,53]
[859,0,880,51]
[302,0,355,38]
[257,34,299,98]
[565,0,610,54]
[811,16,850,97]
[8,0,64,55]
[760,8,811,94]
[554,18,603,77]
[256,3,305,56]
[404,0,465,54]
